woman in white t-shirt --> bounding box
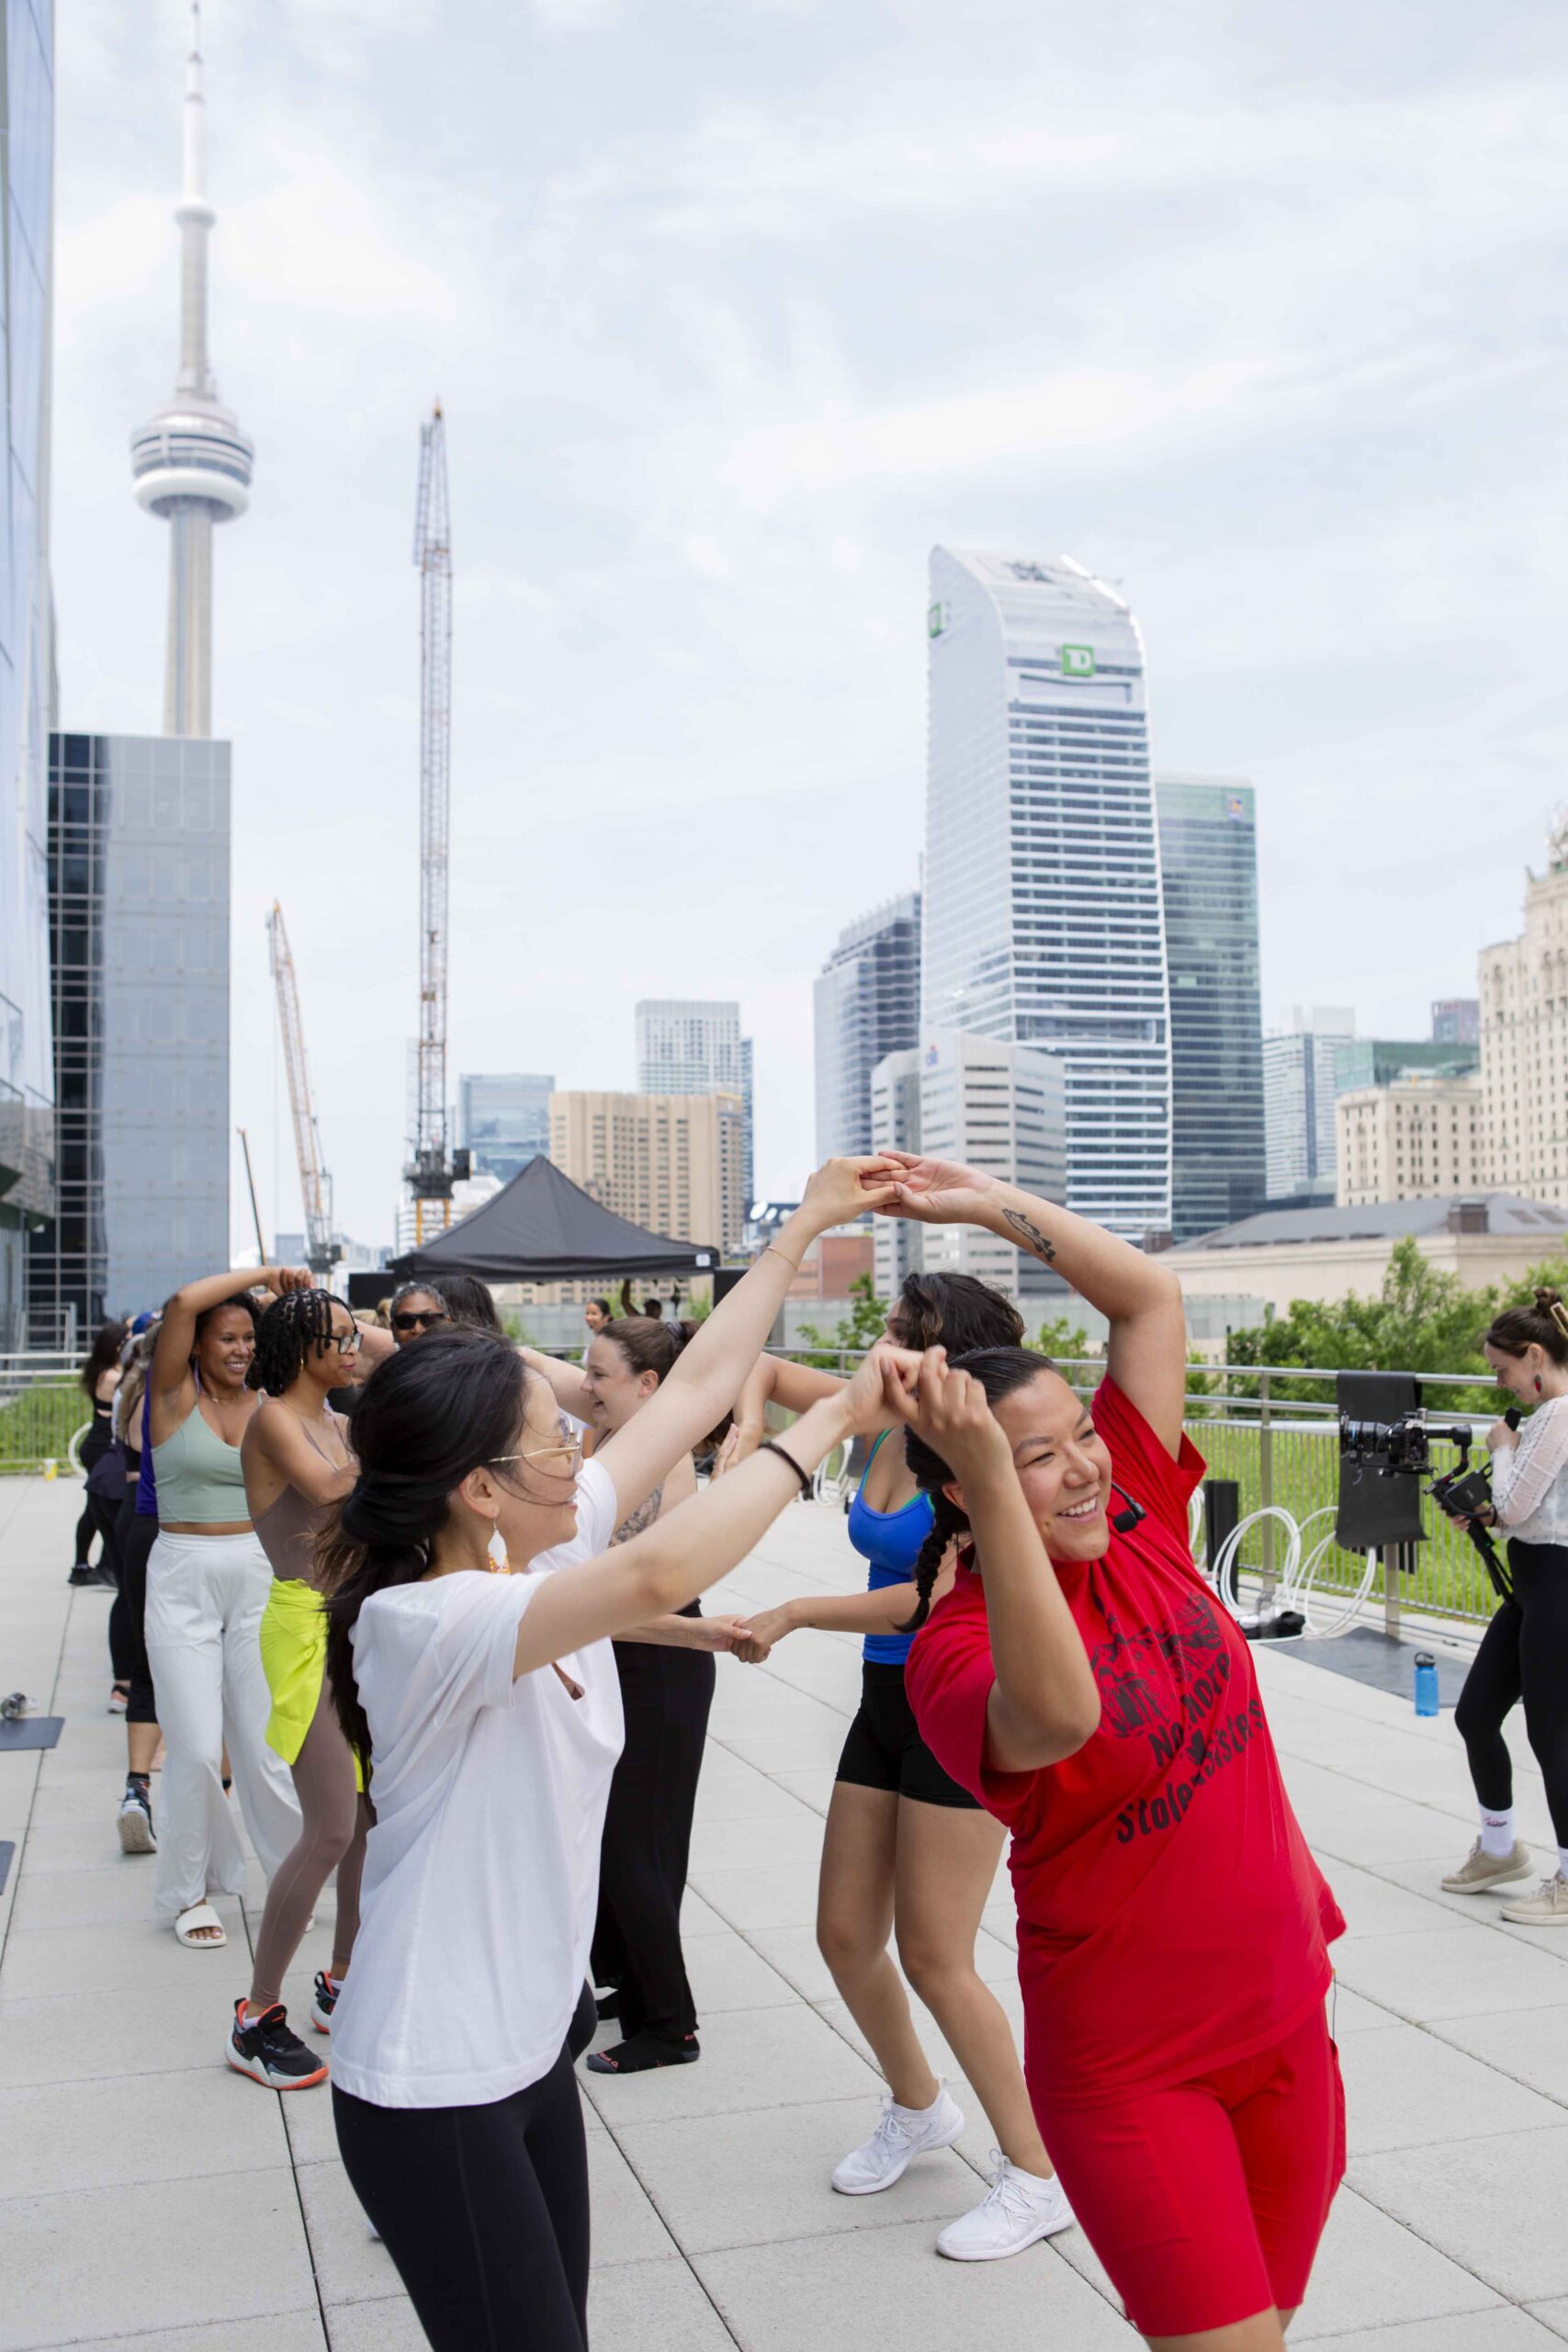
[318,1159,898,2352]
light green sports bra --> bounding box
[152,1401,251,1523]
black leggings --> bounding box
[591,1639,715,2042]
[333,1986,597,2352]
[114,1507,160,1727]
[1456,1539,1568,1846]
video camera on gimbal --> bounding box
[1336,1371,1512,1600]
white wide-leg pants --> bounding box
[144,1530,302,1919]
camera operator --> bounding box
[1442,1287,1568,1922]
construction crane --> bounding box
[401,402,460,1241]
[266,900,340,1276]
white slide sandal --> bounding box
[175,1901,227,1949]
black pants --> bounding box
[333,1987,597,2352]
[591,1638,715,2043]
[115,1508,160,1727]
[1457,1539,1568,1845]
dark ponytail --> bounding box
[319,1330,535,1771]
[1484,1286,1568,1368]
[599,1317,732,1451]
[432,1274,504,1335]
[896,1346,1063,1633]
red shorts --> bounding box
[1038,2002,1346,2339]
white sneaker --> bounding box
[1501,1871,1568,1926]
[936,2152,1076,2260]
[831,2088,964,2195]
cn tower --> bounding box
[129,3,253,738]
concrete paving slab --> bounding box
[1431,2001,1568,2107]
[1284,2184,1508,2341]
[1326,1857,1471,1939]
[1333,1920,1568,2023]
[583,2121,688,2266]
[696,2215,1134,2349]
[768,1766,836,1815]
[0,1983,237,2087]
[1350,2126,1568,2302]
[580,1999,878,2124]
[586,2255,740,2350]
[684,1928,800,2014]
[1529,2300,1568,2342]
[57,2318,328,2352]
[1329,1981,1403,2035]
[12,1813,156,1872]
[295,2154,408,2307]
[0,2062,291,2198]
[612,2095,979,2254]
[1337,2019,1563,2154]
[690,1858,829,1930]
[0,2164,319,2350]
[10,1856,191,1928]
[1313,2318,1564,2350]
[324,2303,427,2352]
[0,1906,248,1995]
[687,1808,834,1874]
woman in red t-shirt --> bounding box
[876,1152,1346,2352]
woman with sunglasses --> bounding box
[321,1158,899,2351]
[388,1283,448,1344]
[226,1289,393,2088]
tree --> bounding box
[795,1272,889,1370]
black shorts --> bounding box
[835,1661,981,1810]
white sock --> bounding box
[1556,1848,1568,1882]
[1480,1807,1516,1858]
[891,2087,944,2120]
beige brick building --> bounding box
[1336,1074,1484,1207]
[1481,817,1568,1211]
[548,1089,745,1256]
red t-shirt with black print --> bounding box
[905,1374,1344,2110]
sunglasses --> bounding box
[393,1309,448,1333]
[490,1434,584,1477]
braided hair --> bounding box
[318,1329,536,1770]
[897,1345,1063,1634]
[253,1287,344,1396]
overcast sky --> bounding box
[53,0,1568,1251]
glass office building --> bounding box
[457,1071,554,1184]
[0,0,56,1348]
[1262,1012,1356,1204]
[27,733,231,1342]
[635,999,754,1216]
[814,891,920,1160]
[1156,777,1266,1241]
[924,549,1171,1238]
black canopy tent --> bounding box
[387,1155,717,1284]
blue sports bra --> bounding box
[847,1430,935,1668]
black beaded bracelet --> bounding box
[758,1439,813,1498]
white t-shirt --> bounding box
[1493,1395,1568,1547]
[329,1457,622,2108]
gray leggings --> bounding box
[249,1678,372,2009]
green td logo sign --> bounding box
[928,603,947,639]
[1061,644,1095,678]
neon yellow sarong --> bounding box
[258,1577,365,1792]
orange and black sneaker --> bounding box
[226,1998,328,2089]
[310,1971,339,2034]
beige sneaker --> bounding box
[1501,1872,1568,1926]
[1440,1838,1533,1894]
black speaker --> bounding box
[1336,1372,1427,1549]
[1203,1477,1240,1577]
[713,1266,750,1306]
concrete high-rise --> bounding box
[28,734,231,1342]
[1337,1073,1484,1207]
[1263,1010,1356,1204]
[457,1072,553,1184]
[923,550,1171,1239]
[130,5,252,737]
[1156,777,1266,1241]
[1480,816,1568,1209]
[814,891,920,1161]
[549,1089,743,1256]
[635,1000,753,1213]
[869,1031,1066,1303]
[0,0,56,1350]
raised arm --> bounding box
[243,1402,358,1513]
[734,1551,959,1663]
[519,1348,592,1420]
[513,1364,887,1677]
[882,1351,1100,1770]
[881,1153,1187,1458]
[592,1157,898,1526]
[150,1264,307,1431]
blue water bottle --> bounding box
[1414,1651,1439,1716]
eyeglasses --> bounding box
[330,1328,364,1355]
[490,1435,584,1476]
[393,1309,448,1333]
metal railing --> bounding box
[0,1354,92,1478]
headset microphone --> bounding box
[1109,1484,1146,1535]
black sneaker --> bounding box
[585,2030,700,2075]
[226,1999,328,2089]
[310,1970,339,2034]
[117,1776,155,1856]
